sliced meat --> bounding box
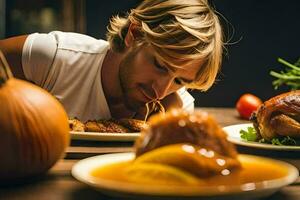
[118,118,147,132]
[98,120,131,133]
[85,121,104,132]
[69,118,85,132]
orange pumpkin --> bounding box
[0,51,70,182]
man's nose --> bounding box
[153,75,173,99]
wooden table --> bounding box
[1,108,299,200]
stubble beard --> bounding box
[118,50,144,112]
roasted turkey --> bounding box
[251,90,300,141]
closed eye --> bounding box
[154,58,168,72]
[174,78,183,85]
[175,77,193,86]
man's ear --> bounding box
[124,23,142,47]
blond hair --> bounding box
[106,0,223,91]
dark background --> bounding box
[4,0,300,107]
[84,0,300,107]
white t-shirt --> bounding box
[22,31,194,122]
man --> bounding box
[0,0,223,122]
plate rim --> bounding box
[71,152,299,197]
[223,123,300,151]
[70,131,140,141]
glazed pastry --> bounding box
[134,109,241,177]
[135,109,238,158]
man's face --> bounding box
[119,44,202,111]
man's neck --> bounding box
[101,49,135,118]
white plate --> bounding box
[70,131,140,142]
[223,123,300,151]
[72,152,298,199]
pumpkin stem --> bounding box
[0,51,13,86]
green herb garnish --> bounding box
[270,57,300,90]
[271,136,297,146]
[239,127,298,146]
[239,127,257,141]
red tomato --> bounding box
[236,94,262,119]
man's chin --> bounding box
[124,97,146,112]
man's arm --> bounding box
[0,35,28,79]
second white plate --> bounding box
[223,123,300,151]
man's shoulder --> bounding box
[49,31,109,54]
[176,87,195,112]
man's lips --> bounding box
[141,89,155,102]
[139,85,157,102]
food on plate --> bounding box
[239,126,297,146]
[69,118,85,131]
[118,118,147,132]
[135,109,239,159]
[125,160,200,185]
[90,109,290,186]
[132,143,240,179]
[69,118,147,133]
[0,51,69,182]
[68,101,164,133]
[86,120,131,133]
[236,93,262,119]
[250,90,300,141]
[134,109,241,178]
